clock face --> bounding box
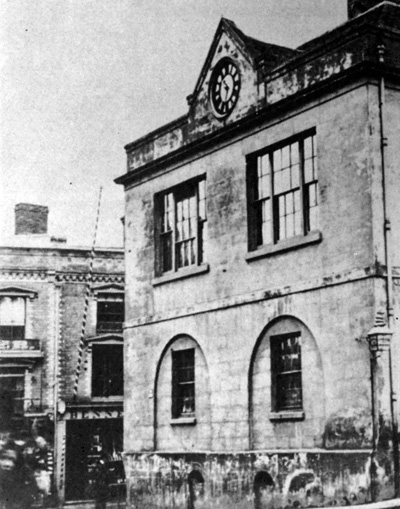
[209,58,241,119]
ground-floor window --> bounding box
[0,372,25,431]
[65,418,125,502]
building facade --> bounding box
[117,2,400,508]
[0,204,125,505]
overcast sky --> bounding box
[0,0,347,248]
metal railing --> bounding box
[0,339,41,351]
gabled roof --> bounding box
[189,17,298,106]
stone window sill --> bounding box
[153,263,209,286]
[91,396,123,402]
[245,231,322,262]
[170,417,197,426]
[269,410,305,421]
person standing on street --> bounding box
[93,456,109,509]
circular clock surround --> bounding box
[209,57,241,119]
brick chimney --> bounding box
[348,0,400,18]
[15,203,49,235]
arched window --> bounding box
[154,335,211,450]
[249,316,324,449]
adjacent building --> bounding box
[117,1,400,507]
[0,204,125,505]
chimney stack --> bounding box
[348,0,400,18]
[15,203,49,235]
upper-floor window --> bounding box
[247,130,318,250]
[172,348,195,418]
[0,297,25,341]
[96,293,124,333]
[155,178,206,276]
[271,332,302,412]
[92,344,123,397]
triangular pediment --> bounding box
[92,283,124,295]
[0,286,38,299]
[185,18,296,130]
[85,333,123,344]
[189,18,257,105]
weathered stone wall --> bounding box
[123,451,380,509]
[124,84,377,322]
[124,279,374,454]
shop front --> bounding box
[62,405,125,504]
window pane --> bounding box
[277,373,302,409]
[274,169,283,194]
[199,220,207,264]
[304,158,313,183]
[162,232,173,272]
[291,143,299,165]
[261,200,272,245]
[272,333,302,411]
[0,298,25,326]
[291,163,300,188]
[273,149,282,172]
[281,145,290,169]
[304,135,317,183]
[163,193,173,232]
[198,181,206,220]
[313,136,318,179]
[286,213,294,238]
[260,154,271,177]
[304,136,313,160]
[173,348,195,418]
[258,175,270,199]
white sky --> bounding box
[0,0,347,248]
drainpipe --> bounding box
[53,281,60,507]
[376,42,400,499]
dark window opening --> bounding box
[254,471,275,509]
[96,294,124,333]
[188,470,204,509]
[172,348,195,418]
[271,333,302,411]
[247,131,318,250]
[0,375,25,431]
[156,179,207,276]
[92,344,123,397]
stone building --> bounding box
[0,204,125,505]
[116,1,400,507]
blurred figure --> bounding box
[23,436,52,506]
[93,456,109,509]
[0,441,34,509]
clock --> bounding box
[209,58,241,119]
